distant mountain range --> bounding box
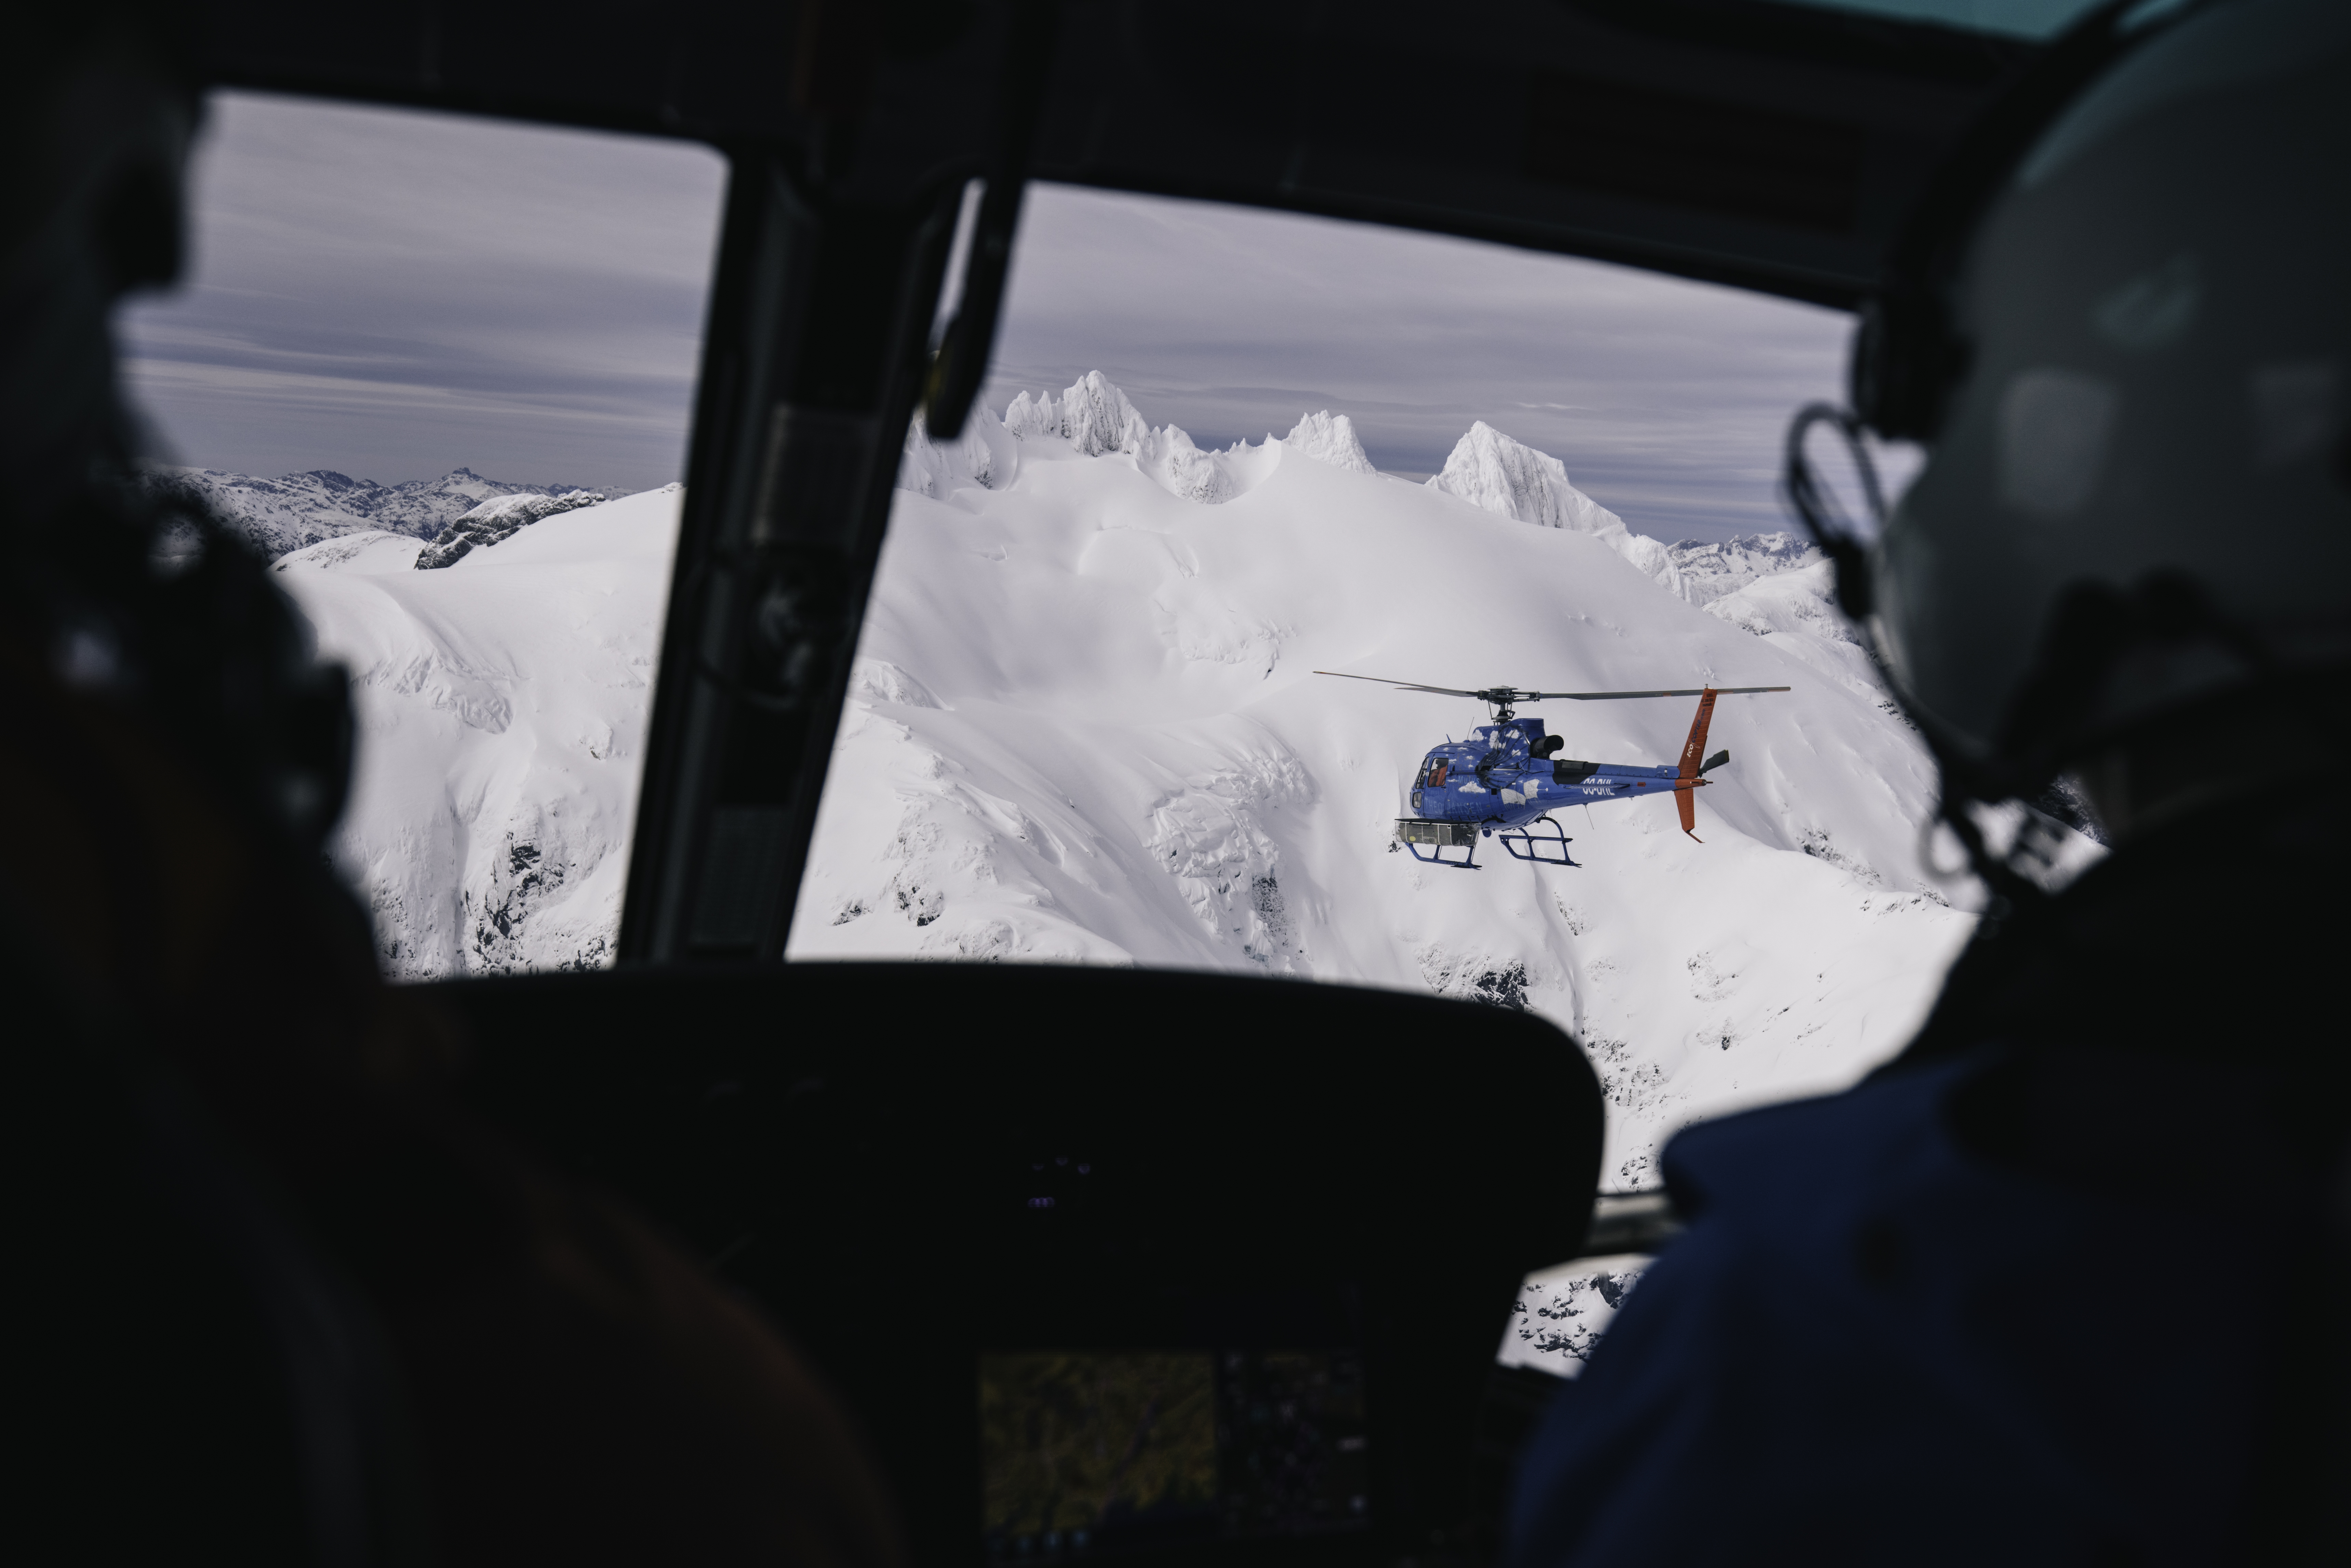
[148,465,607,559]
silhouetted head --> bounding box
[0,13,354,853]
[1857,0,2351,841]
[1,10,199,514]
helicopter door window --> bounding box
[119,91,725,980]
[788,180,1983,1375]
[797,177,1874,991]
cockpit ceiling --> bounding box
[189,0,2053,307]
[1781,0,2108,39]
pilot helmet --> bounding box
[1860,0,2351,794]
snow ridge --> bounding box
[1415,427,1836,634]
[151,464,606,560]
[417,490,607,569]
[1656,533,1822,608]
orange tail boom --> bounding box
[1675,687,1719,840]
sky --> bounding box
[120,91,1861,543]
[988,186,1857,541]
[118,93,729,497]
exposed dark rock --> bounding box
[415,490,606,569]
[1469,962,1530,1010]
[144,463,607,560]
[2032,774,2107,844]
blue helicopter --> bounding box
[1318,672,1791,868]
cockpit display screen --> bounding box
[979,1349,1369,1560]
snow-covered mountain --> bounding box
[154,464,604,559]
[274,376,2055,1350]
[1427,419,1627,535]
[1383,421,1880,720]
[1654,533,1821,608]
[803,379,1993,1193]
[274,486,682,973]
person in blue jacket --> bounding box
[1509,1,2351,1560]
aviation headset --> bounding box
[1787,0,2351,871]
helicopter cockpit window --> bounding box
[798,179,2040,1296]
[120,92,725,979]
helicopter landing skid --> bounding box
[1499,815,1578,866]
[1396,818,1481,869]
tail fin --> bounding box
[1675,687,1719,840]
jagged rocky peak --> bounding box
[415,490,606,569]
[1003,371,1151,457]
[901,391,1826,632]
[1000,388,1052,438]
[898,407,1021,500]
[1282,410,1375,474]
[1426,421,1623,535]
[1138,424,1235,505]
[908,375,1378,508]
[920,371,1165,487]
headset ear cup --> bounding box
[1827,537,1874,622]
[1851,291,1969,444]
[1848,297,1895,434]
[96,158,184,294]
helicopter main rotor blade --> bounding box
[1527,686,1793,700]
[1312,671,1494,700]
[1316,673,1795,703]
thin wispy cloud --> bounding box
[988,185,1855,540]
[118,92,726,492]
[121,94,1852,541]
